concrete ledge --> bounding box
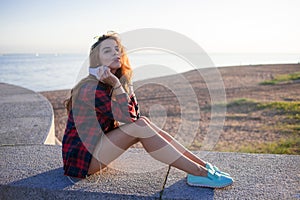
[163,152,300,199]
[0,83,55,145]
[0,145,168,199]
[1,145,299,199]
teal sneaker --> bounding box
[206,163,230,177]
[187,169,233,188]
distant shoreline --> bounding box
[37,62,300,92]
[1,50,299,92]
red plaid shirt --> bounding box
[62,81,139,178]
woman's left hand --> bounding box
[100,67,120,87]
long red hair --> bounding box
[65,33,133,113]
[89,33,132,82]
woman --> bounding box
[62,32,233,188]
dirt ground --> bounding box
[40,63,300,152]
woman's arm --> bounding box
[99,68,139,123]
[111,84,140,123]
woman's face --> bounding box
[99,39,121,73]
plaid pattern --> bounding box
[62,81,139,178]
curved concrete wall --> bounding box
[0,83,55,145]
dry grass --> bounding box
[40,63,300,154]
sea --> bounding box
[0,52,299,92]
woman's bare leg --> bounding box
[88,128,138,174]
[139,116,206,166]
[88,117,207,177]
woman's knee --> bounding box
[138,116,151,124]
[119,117,156,138]
[135,117,149,127]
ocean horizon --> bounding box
[0,52,299,92]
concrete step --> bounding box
[0,83,55,145]
[1,145,299,199]
[0,145,168,199]
[163,151,300,199]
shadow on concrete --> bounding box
[4,167,162,199]
[8,167,77,190]
[162,178,214,200]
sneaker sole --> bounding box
[187,181,233,189]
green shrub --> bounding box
[260,72,300,85]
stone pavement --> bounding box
[1,146,299,199]
[0,83,55,145]
[0,82,299,199]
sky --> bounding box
[0,0,299,54]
